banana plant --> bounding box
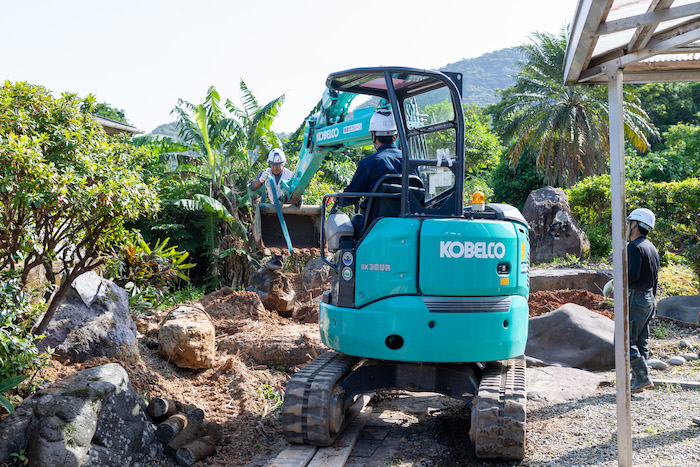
[0,375,27,414]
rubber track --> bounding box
[470,356,527,460]
[281,351,359,446]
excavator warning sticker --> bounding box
[342,267,353,280]
[343,123,362,134]
[500,278,509,285]
[342,252,353,266]
[521,262,529,274]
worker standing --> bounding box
[626,208,660,393]
[336,109,402,232]
[249,148,293,270]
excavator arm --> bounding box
[254,89,380,252]
[283,89,377,204]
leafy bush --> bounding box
[658,253,699,298]
[0,278,52,381]
[104,230,195,311]
[0,81,160,335]
[567,175,700,270]
[491,152,545,210]
[0,375,28,414]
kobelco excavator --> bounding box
[259,67,530,460]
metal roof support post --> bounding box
[607,66,632,467]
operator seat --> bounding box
[357,174,424,238]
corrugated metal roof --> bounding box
[565,0,700,84]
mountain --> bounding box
[149,121,179,138]
[440,46,525,106]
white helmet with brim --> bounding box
[369,110,397,136]
[267,148,286,165]
[627,208,655,231]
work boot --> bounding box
[264,256,283,271]
[630,357,653,393]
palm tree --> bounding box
[170,82,285,288]
[497,27,658,187]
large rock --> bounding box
[301,257,333,297]
[249,268,297,315]
[530,268,612,294]
[523,187,590,263]
[219,323,326,367]
[37,271,139,364]
[0,363,160,466]
[656,295,700,324]
[158,305,216,370]
[526,303,614,370]
[527,367,611,402]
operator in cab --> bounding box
[249,148,293,270]
[336,109,402,233]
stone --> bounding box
[682,353,698,361]
[526,303,614,370]
[680,339,693,349]
[301,257,333,297]
[529,268,612,294]
[249,267,297,315]
[0,363,160,466]
[523,187,590,264]
[656,295,700,324]
[647,359,669,370]
[158,305,216,370]
[218,323,326,367]
[527,367,611,402]
[37,271,139,364]
[669,356,687,366]
[293,296,322,324]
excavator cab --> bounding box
[281,67,530,461]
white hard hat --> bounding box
[627,208,655,231]
[369,110,397,136]
[267,148,286,165]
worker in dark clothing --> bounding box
[626,207,660,393]
[336,109,402,233]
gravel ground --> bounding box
[525,384,700,466]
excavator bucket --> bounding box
[253,203,323,252]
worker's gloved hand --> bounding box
[258,169,270,183]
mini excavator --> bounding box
[258,67,530,460]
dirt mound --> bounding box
[529,289,614,320]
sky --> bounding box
[1,0,578,134]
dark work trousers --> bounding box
[629,289,655,360]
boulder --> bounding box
[526,367,611,402]
[158,305,216,370]
[526,303,614,370]
[530,268,612,294]
[249,268,297,315]
[0,363,160,466]
[301,257,333,297]
[37,271,139,364]
[656,295,700,324]
[218,323,326,367]
[523,187,590,263]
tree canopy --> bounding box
[0,81,160,334]
[492,28,658,187]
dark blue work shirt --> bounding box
[627,236,660,296]
[338,144,402,208]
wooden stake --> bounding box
[175,435,217,466]
[155,413,188,443]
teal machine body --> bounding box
[281,68,531,460]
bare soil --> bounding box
[16,281,692,466]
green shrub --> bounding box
[567,175,700,271]
[658,253,699,298]
[0,278,52,381]
[491,152,545,210]
[104,230,195,311]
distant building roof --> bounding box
[92,115,144,136]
